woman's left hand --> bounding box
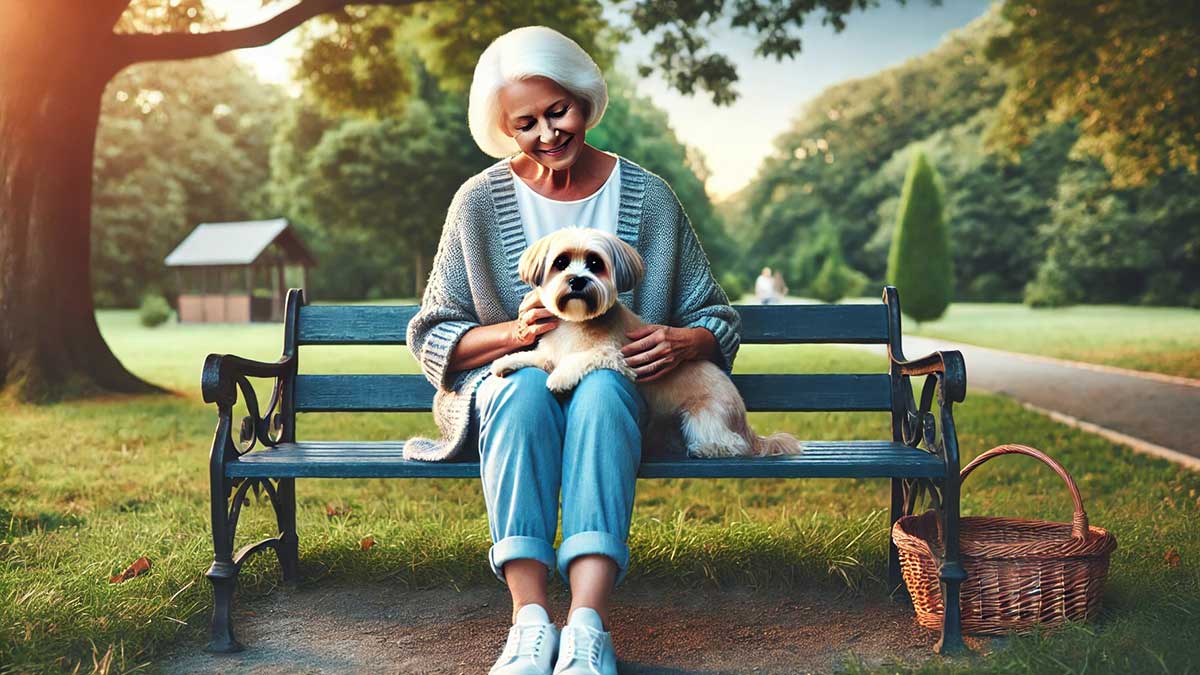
[621,324,702,382]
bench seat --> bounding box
[226,440,945,479]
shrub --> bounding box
[139,294,172,328]
[1023,258,1080,308]
[810,253,869,303]
[886,150,952,322]
[719,272,747,302]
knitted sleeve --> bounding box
[406,189,483,391]
[668,200,742,373]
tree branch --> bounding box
[101,0,136,31]
[111,0,427,67]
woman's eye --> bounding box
[549,106,568,117]
[585,255,605,272]
[553,255,570,271]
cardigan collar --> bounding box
[485,154,647,313]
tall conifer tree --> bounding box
[887,150,952,322]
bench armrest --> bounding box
[202,353,296,462]
[201,353,294,407]
[891,349,966,474]
[891,349,966,404]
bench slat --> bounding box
[734,304,889,344]
[294,373,893,413]
[295,304,890,345]
[227,440,944,479]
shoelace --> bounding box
[586,630,602,666]
[558,626,603,671]
[509,623,548,660]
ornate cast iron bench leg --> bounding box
[935,475,967,655]
[206,473,242,653]
[275,477,300,582]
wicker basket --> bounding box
[892,444,1117,635]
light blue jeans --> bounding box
[472,366,646,587]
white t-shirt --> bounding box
[510,152,621,244]
[755,273,776,301]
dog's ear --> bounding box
[518,235,553,287]
[604,236,645,293]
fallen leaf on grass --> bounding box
[1165,548,1182,568]
[326,504,351,518]
[361,536,376,551]
[110,556,151,584]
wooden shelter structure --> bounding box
[165,219,316,323]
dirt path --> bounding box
[164,583,960,674]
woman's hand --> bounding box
[510,292,559,348]
[621,324,713,382]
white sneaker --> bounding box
[551,608,618,675]
[489,604,560,675]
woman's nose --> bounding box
[539,121,557,145]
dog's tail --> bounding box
[749,431,804,456]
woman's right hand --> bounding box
[510,292,559,348]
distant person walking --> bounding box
[755,266,777,305]
[772,270,788,301]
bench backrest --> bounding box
[279,288,907,436]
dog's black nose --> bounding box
[569,276,588,292]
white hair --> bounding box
[468,26,608,159]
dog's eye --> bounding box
[585,254,605,273]
[552,255,570,271]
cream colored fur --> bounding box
[490,227,802,458]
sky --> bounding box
[205,0,993,200]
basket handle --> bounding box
[959,444,1089,541]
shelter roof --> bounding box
[164,219,315,267]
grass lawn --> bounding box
[804,298,1200,381]
[1,310,1197,672]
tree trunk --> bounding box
[0,7,161,401]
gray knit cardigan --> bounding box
[403,154,741,462]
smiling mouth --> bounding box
[541,136,572,155]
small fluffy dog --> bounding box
[490,227,802,458]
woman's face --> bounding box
[498,76,587,169]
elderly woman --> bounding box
[405,25,740,675]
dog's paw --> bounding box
[545,369,580,393]
[618,361,638,382]
[490,359,518,378]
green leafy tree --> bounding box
[861,111,1073,301]
[789,212,839,292]
[732,9,1005,280]
[2,0,912,400]
[986,0,1200,187]
[93,54,282,307]
[887,150,951,322]
[272,66,492,300]
[1024,161,1200,307]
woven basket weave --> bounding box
[892,444,1118,635]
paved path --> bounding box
[858,335,1200,467]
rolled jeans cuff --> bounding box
[489,536,556,584]
[556,531,631,587]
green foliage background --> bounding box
[90,2,1200,308]
[727,7,1200,307]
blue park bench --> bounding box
[200,286,968,654]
